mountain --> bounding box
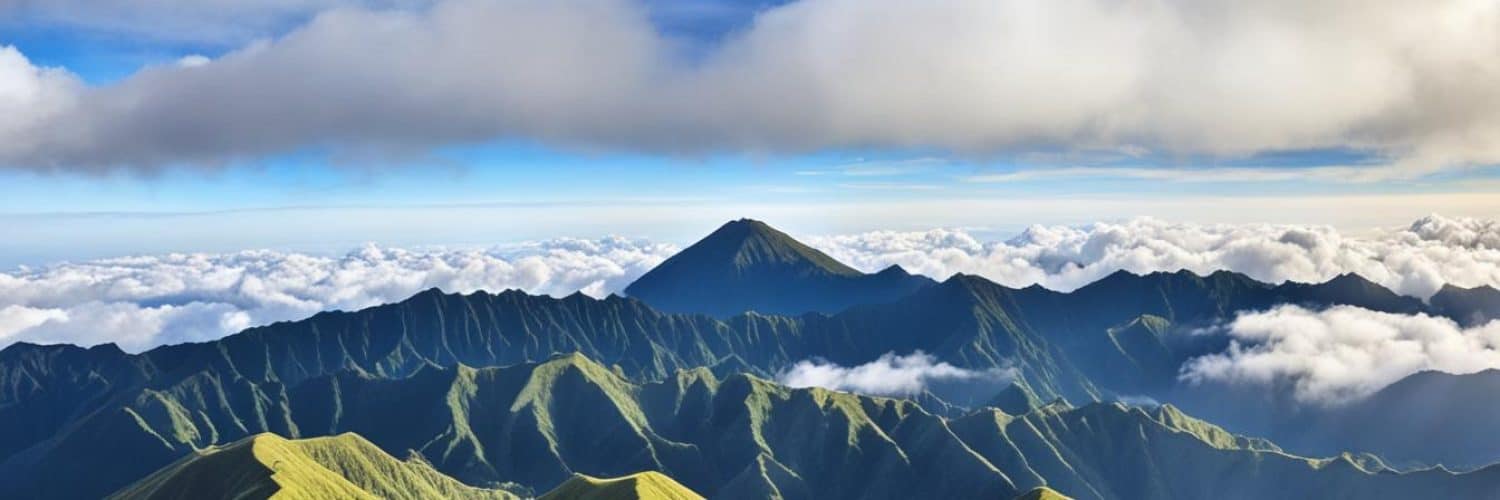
[539,472,703,500]
[1430,284,1500,327]
[624,219,934,317]
[107,433,520,500]
[1285,369,1500,469]
[5,220,1500,497]
[3,268,1495,495]
[71,354,1500,500]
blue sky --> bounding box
[1,0,1498,266]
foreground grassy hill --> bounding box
[108,433,519,500]
[539,472,704,500]
[24,353,1500,500]
[1015,487,1074,500]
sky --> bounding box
[0,0,1499,266]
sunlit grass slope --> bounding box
[539,472,704,500]
[107,433,517,500]
[1015,486,1073,500]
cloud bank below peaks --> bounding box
[0,237,675,352]
[807,214,1500,299]
[2,214,1498,353]
[1181,305,1500,405]
[0,0,1498,176]
[776,351,1016,397]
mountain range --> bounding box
[2,218,1499,499]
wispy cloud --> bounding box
[961,165,1380,184]
[797,158,947,177]
[837,182,943,191]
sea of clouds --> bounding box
[808,214,1500,299]
[0,238,676,351]
[2,214,1498,357]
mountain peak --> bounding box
[696,218,860,276]
[624,218,932,317]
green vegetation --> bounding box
[108,433,518,500]
[539,472,704,500]
[71,354,1500,500]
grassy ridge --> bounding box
[539,472,704,500]
[84,353,1500,500]
[108,433,518,500]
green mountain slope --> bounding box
[624,219,934,317]
[27,353,1500,500]
[539,472,704,500]
[0,269,1489,496]
[108,433,518,500]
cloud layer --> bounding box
[1180,305,1500,405]
[776,351,1015,397]
[808,214,1500,299]
[1,0,1498,175]
[3,214,1498,353]
[0,238,675,352]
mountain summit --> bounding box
[624,218,933,317]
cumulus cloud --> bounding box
[4,214,1498,353]
[807,214,1500,299]
[1180,305,1500,405]
[0,237,675,352]
[776,351,1016,397]
[0,0,1497,175]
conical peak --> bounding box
[668,218,859,276]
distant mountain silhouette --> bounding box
[1430,284,1500,327]
[624,219,934,317]
[1285,369,1500,469]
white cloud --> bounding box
[807,214,1500,299]
[0,0,1497,176]
[0,46,79,161]
[776,351,1015,396]
[1179,305,1500,405]
[3,214,1498,353]
[175,55,212,68]
[0,237,676,352]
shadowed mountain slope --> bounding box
[1430,284,1500,327]
[624,219,934,317]
[1285,369,1500,469]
